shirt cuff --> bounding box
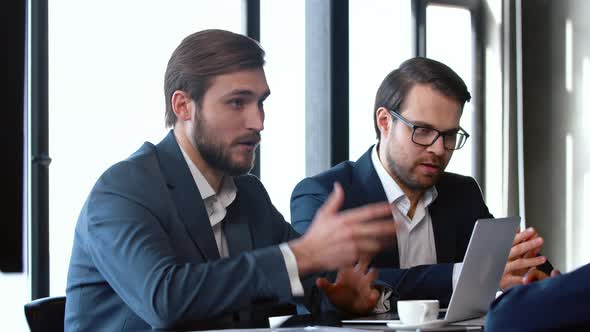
[279,243,304,297]
[452,262,463,290]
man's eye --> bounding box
[414,127,433,136]
[229,99,244,108]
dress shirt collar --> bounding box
[178,144,237,225]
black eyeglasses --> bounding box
[387,109,470,150]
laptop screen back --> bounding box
[444,216,520,322]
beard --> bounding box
[192,115,259,176]
[384,150,444,191]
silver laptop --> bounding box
[342,216,520,327]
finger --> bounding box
[505,256,546,272]
[338,202,393,226]
[523,242,542,259]
[551,269,561,277]
[316,277,333,291]
[509,237,544,259]
[352,239,382,256]
[368,288,380,305]
[335,265,355,281]
[351,221,396,241]
[363,267,378,284]
[353,292,379,313]
[512,227,536,245]
[522,273,537,285]
[353,234,399,256]
[522,268,549,285]
[358,288,380,310]
[355,255,372,272]
[318,182,345,216]
[501,275,524,289]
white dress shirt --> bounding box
[371,146,462,289]
[179,146,303,296]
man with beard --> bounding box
[290,57,556,308]
[65,29,396,331]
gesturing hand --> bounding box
[500,227,547,290]
[317,257,381,315]
[289,182,396,276]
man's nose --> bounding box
[426,135,446,155]
[246,105,264,132]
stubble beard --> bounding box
[193,118,255,176]
[384,150,442,191]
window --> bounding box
[259,0,306,220]
[0,274,29,330]
[349,0,413,161]
[426,4,474,178]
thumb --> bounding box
[369,289,380,303]
[316,277,333,292]
[522,267,547,285]
[320,182,345,215]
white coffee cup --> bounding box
[397,300,439,325]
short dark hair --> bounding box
[164,29,266,127]
[373,57,471,140]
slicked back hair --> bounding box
[164,29,265,127]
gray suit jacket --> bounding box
[65,131,315,331]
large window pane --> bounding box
[484,5,504,217]
[426,4,474,177]
[0,274,29,330]
[349,0,413,161]
[260,1,306,220]
[48,0,244,296]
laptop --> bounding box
[342,216,520,328]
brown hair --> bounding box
[164,29,266,127]
[373,57,471,140]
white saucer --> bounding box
[386,319,446,330]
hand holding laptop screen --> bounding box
[500,227,550,290]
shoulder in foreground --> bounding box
[95,141,162,189]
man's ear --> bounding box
[375,107,392,139]
[171,90,193,121]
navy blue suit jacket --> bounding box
[485,263,590,331]
[65,131,317,331]
[291,147,492,306]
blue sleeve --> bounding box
[378,264,454,307]
[290,177,331,235]
[485,263,590,331]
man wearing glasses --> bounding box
[290,57,555,307]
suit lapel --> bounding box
[155,131,220,261]
[430,179,457,263]
[351,147,400,267]
[349,148,388,206]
